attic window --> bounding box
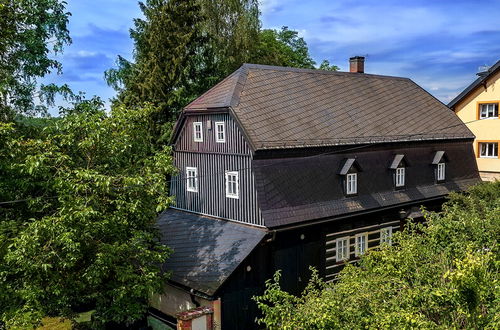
[389,154,407,189]
[339,158,361,196]
[479,103,498,119]
[432,151,447,183]
[193,122,203,142]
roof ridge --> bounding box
[241,63,411,81]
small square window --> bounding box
[355,233,368,257]
[395,167,405,187]
[215,122,225,143]
[479,142,498,158]
[186,167,198,192]
[193,122,203,142]
[335,237,350,262]
[380,227,393,246]
[437,163,445,181]
[225,171,239,199]
[479,103,498,119]
[346,173,357,195]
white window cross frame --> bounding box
[193,122,203,142]
[437,163,446,181]
[479,103,498,119]
[225,171,239,199]
[346,173,357,195]
[215,121,226,143]
[479,142,498,158]
[395,167,405,187]
[355,233,368,257]
[186,167,198,192]
[335,237,350,262]
[380,227,393,246]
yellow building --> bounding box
[449,60,500,181]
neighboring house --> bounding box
[448,60,500,181]
[151,58,480,329]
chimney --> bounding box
[349,56,365,73]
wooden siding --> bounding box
[171,151,263,226]
[175,113,252,155]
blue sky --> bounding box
[43,0,500,112]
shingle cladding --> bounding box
[184,64,474,150]
[158,209,266,296]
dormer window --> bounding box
[339,158,362,196]
[479,102,498,119]
[193,122,203,142]
[389,154,408,189]
[432,151,448,183]
[215,121,225,143]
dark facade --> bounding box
[156,62,481,329]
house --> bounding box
[448,59,500,181]
[151,57,480,329]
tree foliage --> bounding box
[0,102,175,328]
[0,0,72,117]
[255,181,500,329]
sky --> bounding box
[42,0,500,112]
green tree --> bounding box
[255,181,500,329]
[252,27,317,69]
[0,0,72,117]
[0,101,175,328]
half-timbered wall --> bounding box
[171,113,263,226]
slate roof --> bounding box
[183,64,474,150]
[157,209,266,296]
[448,59,500,109]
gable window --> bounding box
[215,121,225,143]
[479,103,498,119]
[225,171,239,199]
[346,173,357,195]
[355,233,368,257]
[395,167,405,187]
[380,227,393,246]
[193,122,203,142]
[437,163,446,181]
[335,237,350,262]
[186,167,198,192]
[479,142,498,158]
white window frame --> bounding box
[437,163,446,181]
[215,121,226,143]
[479,142,498,158]
[225,171,239,199]
[355,233,368,257]
[186,167,198,192]
[335,237,350,262]
[193,122,203,142]
[479,103,498,119]
[380,227,393,246]
[346,173,357,195]
[395,167,405,187]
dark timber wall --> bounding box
[171,114,263,226]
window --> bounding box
[380,227,393,246]
[225,171,239,199]
[479,142,498,158]
[479,103,498,119]
[395,167,405,187]
[355,233,368,257]
[346,173,357,195]
[335,237,350,262]
[215,122,225,143]
[186,167,198,192]
[193,122,203,142]
[437,163,445,181]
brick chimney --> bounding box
[349,56,365,73]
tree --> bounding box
[255,181,500,329]
[0,101,175,328]
[0,0,72,117]
[252,27,316,69]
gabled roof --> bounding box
[181,63,474,151]
[448,60,500,109]
[157,209,266,296]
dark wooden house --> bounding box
[151,58,480,329]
